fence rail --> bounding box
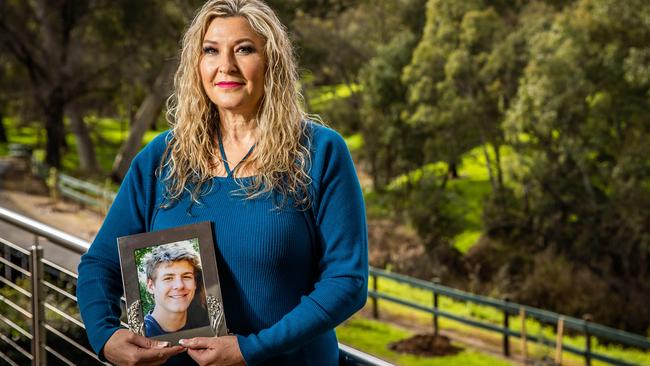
[368,266,649,366]
[0,206,390,366]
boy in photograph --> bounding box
[143,244,209,337]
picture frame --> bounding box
[117,221,228,344]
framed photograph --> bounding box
[117,221,228,344]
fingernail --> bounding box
[155,341,170,349]
[178,339,187,346]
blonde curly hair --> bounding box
[160,0,313,208]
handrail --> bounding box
[0,206,391,366]
[0,207,89,254]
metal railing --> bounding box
[57,174,115,211]
[368,267,650,366]
[0,207,392,366]
[29,157,115,212]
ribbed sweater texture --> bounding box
[76,123,368,365]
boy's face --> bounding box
[146,260,197,314]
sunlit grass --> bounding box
[370,275,650,366]
[453,230,482,254]
[336,316,514,366]
[344,133,364,155]
[307,83,361,112]
[0,116,167,182]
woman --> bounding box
[77,0,368,365]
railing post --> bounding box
[503,297,510,357]
[372,272,378,319]
[432,277,440,337]
[555,316,564,365]
[30,239,46,366]
[583,314,592,366]
[3,244,11,280]
[520,306,528,362]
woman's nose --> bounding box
[217,52,237,74]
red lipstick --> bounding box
[216,81,244,89]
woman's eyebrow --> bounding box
[202,38,256,45]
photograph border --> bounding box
[117,221,228,344]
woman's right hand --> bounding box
[103,329,186,366]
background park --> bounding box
[1,0,649,365]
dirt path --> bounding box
[0,155,104,273]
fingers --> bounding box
[104,329,186,366]
[179,337,215,349]
[129,333,170,349]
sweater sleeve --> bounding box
[76,132,168,357]
[236,125,369,365]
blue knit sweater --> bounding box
[76,123,368,365]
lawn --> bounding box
[336,315,514,366]
[0,116,167,184]
[369,274,650,366]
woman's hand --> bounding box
[181,335,246,366]
[103,329,185,366]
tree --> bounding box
[110,58,176,181]
[0,1,120,168]
[500,0,650,332]
[359,31,425,190]
[0,0,193,172]
[402,0,545,185]
[109,0,205,182]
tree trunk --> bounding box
[69,105,99,173]
[493,142,503,190]
[0,108,7,143]
[44,87,66,169]
[448,161,459,179]
[111,59,176,182]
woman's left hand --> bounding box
[180,336,246,366]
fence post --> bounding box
[432,277,440,337]
[520,306,528,363]
[103,179,112,215]
[372,272,378,319]
[583,314,592,366]
[502,297,510,357]
[47,167,60,202]
[555,316,564,365]
[30,239,46,366]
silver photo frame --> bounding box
[117,221,228,344]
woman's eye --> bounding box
[236,45,255,55]
[202,46,217,55]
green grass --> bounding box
[369,275,650,366]
[379,143,516,254]
[344,133,364,155]
[336,316,514,366]
[0,116,167,183]
[307,83,361,112]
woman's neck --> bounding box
[218,109,257,144]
